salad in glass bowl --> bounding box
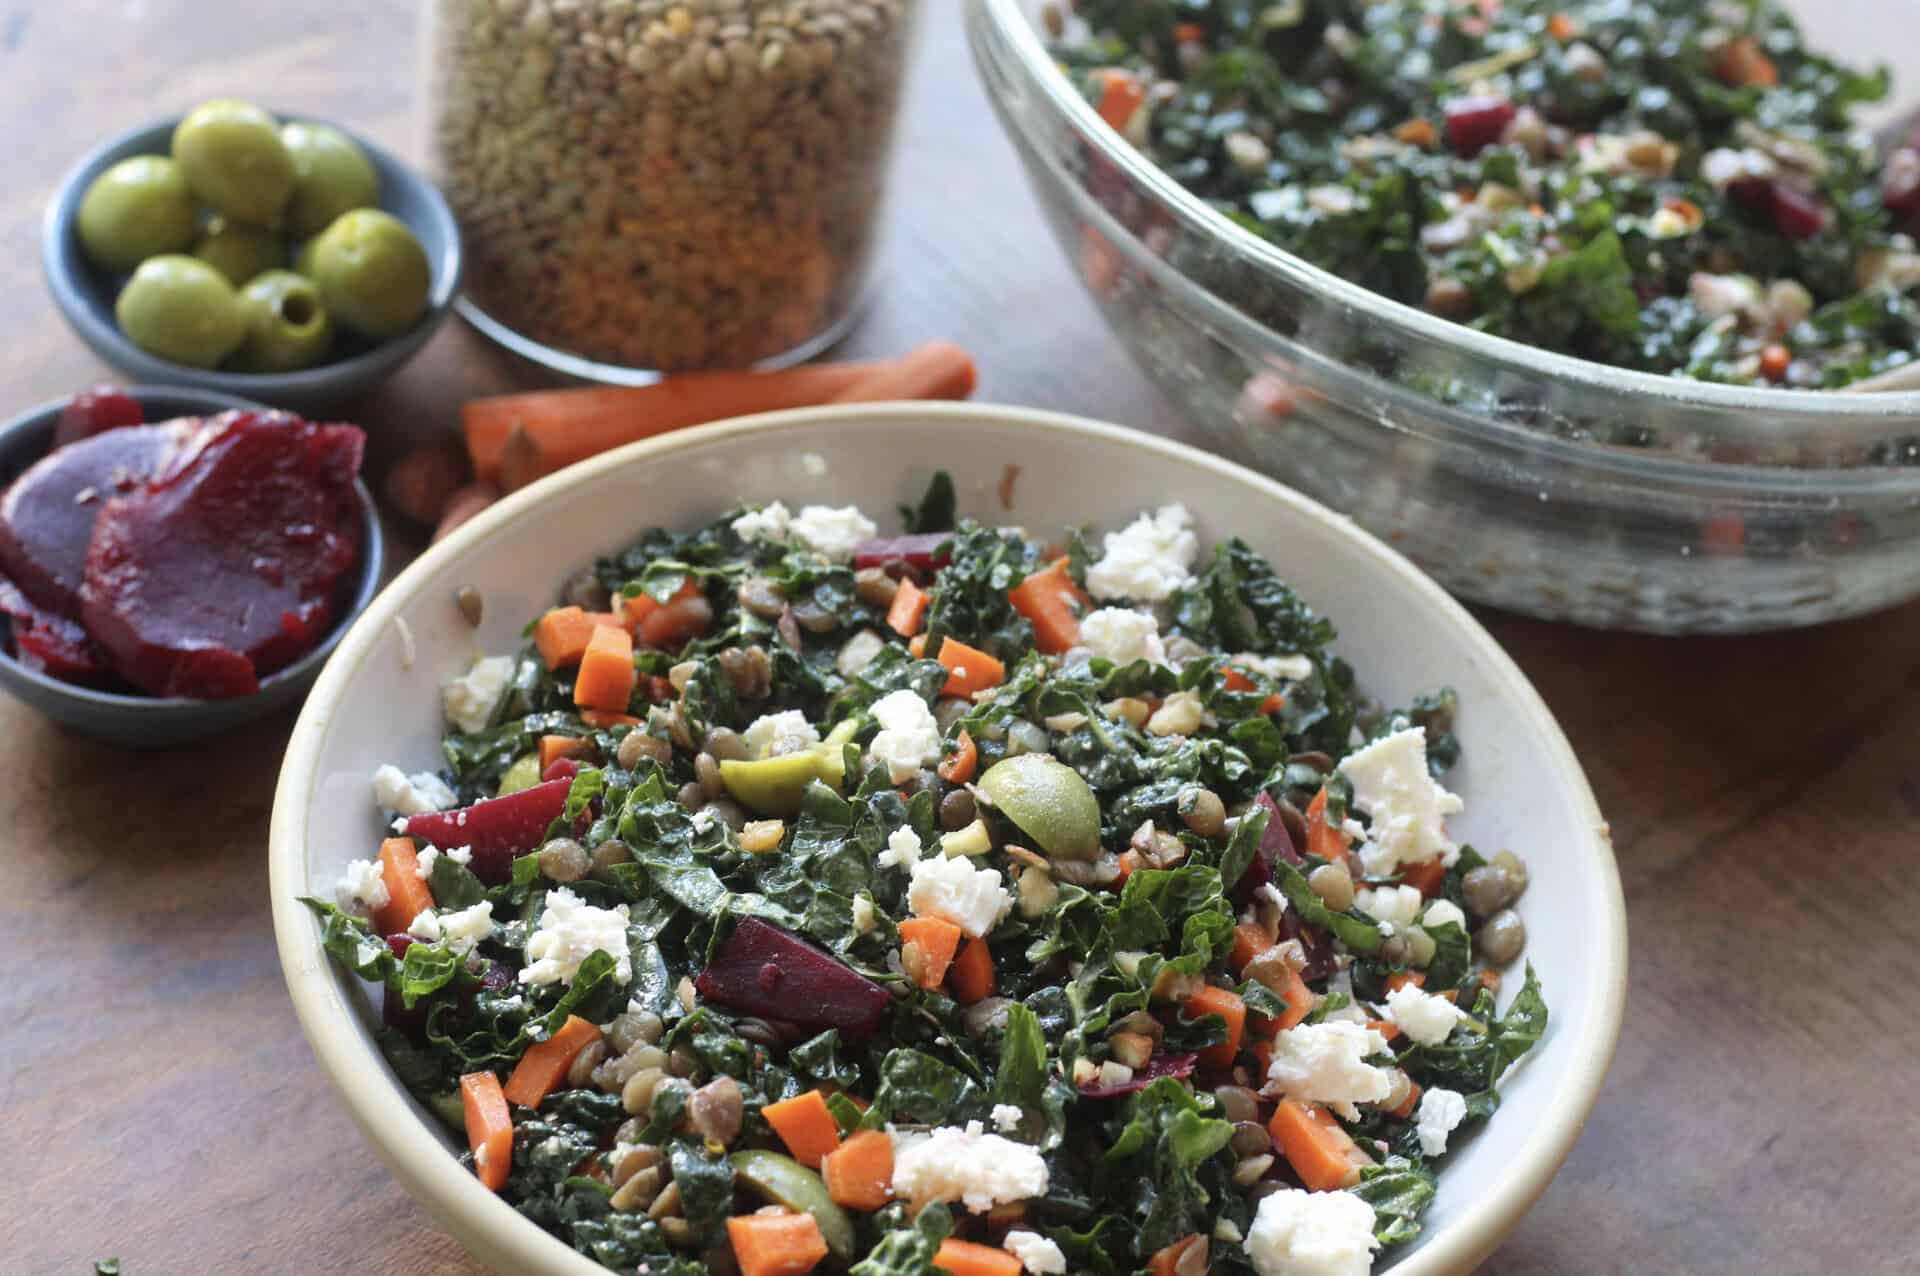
[306,477,1543,1276]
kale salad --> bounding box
[308,479,1544,1276]
[1054,0,1920,389]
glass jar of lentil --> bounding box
[426,0,917,376]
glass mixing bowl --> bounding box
[967,0,1920,634]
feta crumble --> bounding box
[1415,1086,1469,1157]
[372,764,456,817]
[1232,652,1316,683]
[891,1121,1048,1213]
[851,893,877,935]
[415,846,440,880]
[336,858,390,916]
[991,1103,1024,1133]
[407,909,442,943]
[1085,503,1199,601]
[442,655,514,735]
[520,889,631,987]
[743,709,821,759]
[1422,898,1467,933]
[1078,608,1166,665]
[1354,884,1423,932]
[908,854,1011,938]
[877,825,923,871]
[1337,727,1463,876]
[1002,1230,1067,1275]
[788,504,879,561]
[1264,1021,1393,1119]
[440,901,496,954]
[1245,1186,1380,1276]
[731,500,793,543]
[1384,983,1466,1047]
[868,689,943,783]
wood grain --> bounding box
[1,3,1917,1274]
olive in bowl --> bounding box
[43,111,461,414]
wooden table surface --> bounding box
[4,3,1918,1273]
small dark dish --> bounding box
[0,386,385,746]
[42,115,462,415]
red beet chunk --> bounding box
[0,576,107,684]
[852,533,952,573]
[542,757,584,783]
[694,917,890,1037]
[80,411,364,698]
[1235,791,1303,903]
[0,420,196,619]
[1767,182,1827,240]
[402,777,572,884]
[1079,1052,1198,1097]
[1443,97,1515,157]
[52,386,145,450]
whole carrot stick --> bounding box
[829,341,977,404]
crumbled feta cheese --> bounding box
[851,894,876,935]
[1415,1086,1468,1158]
[440,901,495,954]
[788,504,878,561]
[1079,608,1166,666]
[868,689,943,783]
[991,1103,1024,1133]
[1337,728,1463,876]
[1354,884,1423,931]
[520,889,631,987]
[1097,1060,1133,1088]
[731,500,792,543]
[877,825,923,871]
[908,855,1011,938]
[1422,899,1467,933]
[415,846,441,880]
[743,709,820,759]
[372,764,456,817]
[1384,983,1466,1047]
[1245,1186,1380,1276]
[336,858,390,916]
[447,845,473,866]
[1233,652,1315,683]
[1264,1022,1392,1119]
[1003,1230,1067,1275]
[891,1121,1049,1213]
[1701,146,1778,193]
[407,909,442,943]
[442,655,514,735]
[1086,503,1199,601]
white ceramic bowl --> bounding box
[271,403,1627,1276]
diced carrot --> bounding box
[1173,21,1205,44]
[828,341,978,405]
[887,577,930,637]
[1006,557,1089,654]
[371,837,436,937]
[1185,986,1247,1071]
[1480,968,1503,993]
[581,709,640,729]
[948,937,996,1004]
[762,1091,843,1168]
[1366,1018,1402,1044]
[1546,11,1577,39]
[1220,667,1285,714]
[898,916,964,990]
[1090,68,1147,133]
[1389,1077,1424,1120]
[933,1239,1022,1276]
[621,576,698,629]
[1148,1235,1208,1276]
[1399,859,1446,898]
[727,1212,830,1276]
[573,624,636,713]
[821,1129,894,1211]
[1230,922,1275,974]
[1760,344,1792,382]
[1113,848,1142,889]
[1268,962,1314,1034]
[1268,1099,1369,1192]
[936,729,977,785]
[1714,36,1778,88]
[539,734,591,772]
[535,606,599,670]
[1385,971,1426,994]
[460,1072,514,1191]
[503,1015,603,1109]
[1395,117,1437,148]
[927,635,1004,697]
[1304,787,1351,866]
[639,597,712,649]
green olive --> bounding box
[728,1150,855,1260]
[114,255,247,369]
[497,753,542,796]
[171,99,295,225]
[76,155,197,272]
[192,218,285,286]
[299,208,430,338]
[281,121,380,238]
[978,753,1102,861]
[719,753,823,815]
[234,270,334,372]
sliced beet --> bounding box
[0,420,197,619]
[541,757,584,783]
[852,533,952,573]
[1767,182,1828,241]
[0,575,108,684]
[1280,906,1336,982]
[1235,792,1303,903]
[401,777,572,884]
[1078,1052,1198,1098]
[51,386,145,450]
[694,917,890,1037]
[1443,97,1516,157]
[80,411,364,698]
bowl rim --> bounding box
[270,402,1629,1276]
[0,385,386,712]
[969,0,1920,438]
[40,111,463,394]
